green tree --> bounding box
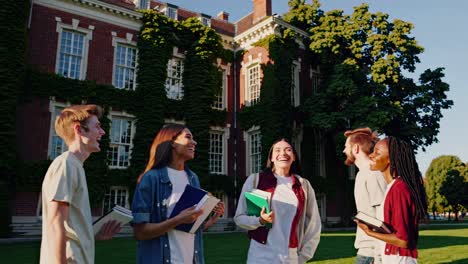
[283,1,452,151]
[425,156,465,218]
[440,169,467,221]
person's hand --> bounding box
[96,220,122,240]
[175,205,203,224]
[259,207,274,225]
[212,201,225,217]
[354,219,371,235]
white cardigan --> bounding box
[234,173,322,263]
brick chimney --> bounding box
[217,11,229,21]
[253,0,272,23]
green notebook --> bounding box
[244,189,272,228]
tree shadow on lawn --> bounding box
[441,258,468,264]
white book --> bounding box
[93,205,133,234]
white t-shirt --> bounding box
[354,167,386,259]
[166,167,195,264]
[247,174,299,264]
[40,151,94,264]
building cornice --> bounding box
[34,0,142,30]
[234,16,309,51]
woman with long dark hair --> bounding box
[131,124,224,264]
[356,136,428,264]
[234,138,321,264]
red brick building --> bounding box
[15,0,349,227]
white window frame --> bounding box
[244,126,262,175]
[242,55,262,106]
[138,0,150,9]
[209,127,229,175]
[48,100,71,159]
[165,48,185,100]
[55,17,93,80]
[212,62,230,110]
[291,60,301,107]
[102,186,130,214]
[108,111,136,169]
[246,64,261,106]
[162,6,178,20]
[310,66,322,94]
[199,16,211,27]
[112,32,138,90]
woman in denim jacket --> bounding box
[131,124,224,264]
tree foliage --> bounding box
[439,169,467,220]
[284,1,453,152]
[425,155,466,214]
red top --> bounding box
[383,178,419,258]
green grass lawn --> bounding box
[2,224,467,263]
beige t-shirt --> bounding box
[354,168,386,258]
[40,151,95,264]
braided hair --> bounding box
[388,136,428,219]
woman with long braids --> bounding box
[355,136,427,264]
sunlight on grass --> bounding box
[1,225,466,264]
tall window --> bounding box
[108,117,134,168]
[248,130,262,174]
[209,131,225,174]
[291,62,300,106]
[311,129,325,178]
[212,69,226,110]
[311,68,321,94]
[113,44,137,90]
[57,30,85,79]
[247,64,261,105]
[165,58,184,100]
[49,105,67,159]
[103,186,129,212]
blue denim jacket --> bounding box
[131,167,204,264]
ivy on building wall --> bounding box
[238,34,298,172]
[19,10,233,206]
[0,0,30,237]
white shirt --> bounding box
[354,168,386,260]
[166,167,195,264]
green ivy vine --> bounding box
[19,10,233,207]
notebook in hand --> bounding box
[169,184,220,234]
[354,211,392,234]
[93,205,132,234]
[245,189,272,228]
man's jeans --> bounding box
[356,254,374,264]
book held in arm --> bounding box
[244,189,272,228]
[93,205,133,235]
[354,211,392,234]
[169,184,220,234]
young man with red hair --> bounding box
[40,104,121,264]
[343,127,387,264]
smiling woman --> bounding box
[131,124,224,264]
[234,138,322,264]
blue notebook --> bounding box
[169,184,220,233]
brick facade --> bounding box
[15,0,346,223]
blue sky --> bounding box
[168,0,468,175]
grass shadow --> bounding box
[419,235,468,250]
